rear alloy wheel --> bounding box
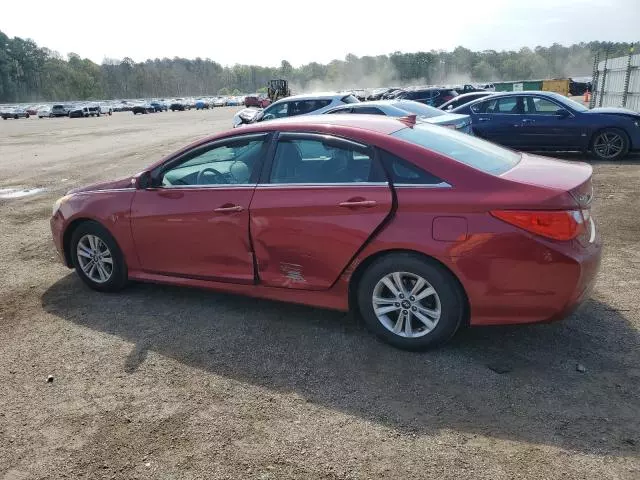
[71,222,128,292]
[357,254,464,350]
[591,128,629,161]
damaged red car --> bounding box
[50,115,601,350]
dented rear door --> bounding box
[249,132,392,290]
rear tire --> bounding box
[357,253,464,350]
[70,221,128,292]
[591,128,629,161]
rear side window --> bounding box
[340,95,359,104]
[351,106,385,115]
[270,138,374,184]
[391,123,520,175]
[380,150,443,185]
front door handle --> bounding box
[477,117,490,122]
[339,200,377,208]
[214,204,244,213]
[521,118,535,123]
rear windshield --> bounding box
[393,101,444,118]
[391,123,520,175]
[341,95,359,104]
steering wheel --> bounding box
[196,167,225,185]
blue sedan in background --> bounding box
[451,91,640,160]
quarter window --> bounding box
[270,138,374,184]
[380,150,443,185]
[160,137,266,186]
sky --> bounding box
[1,0,639,66]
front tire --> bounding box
[70,221,128,292]
[591,128,629,161]
[357,253,464,350]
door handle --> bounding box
[477,117,490,122]
[214,204,244,213]
[339,200,377,208]
[521,119,535,123]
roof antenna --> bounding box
[399,114,417,126]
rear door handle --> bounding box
[214,204,244,213]
[339,200,377,208]
[477,117,490,122]
[521,118,535,123]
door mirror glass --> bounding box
[555,108,570,117]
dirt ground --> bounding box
[0,109,639,480]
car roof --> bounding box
[238,114,407,134]
[271,92,349,105]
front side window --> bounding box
[263,102,288,119]
[270,138,374,184]
[160,137,266,186]
[391,123,520,175]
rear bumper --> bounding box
[456,229,602,326]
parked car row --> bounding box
[233,89,640,160]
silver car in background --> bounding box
[324,99,473,134]
[233,92,359,127]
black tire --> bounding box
[14,115,18,119]
[356,253,464,350]
[590,127,629,161]
[70,221,128,292]
[108,111,112,116]
[25,113,30,118]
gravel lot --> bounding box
[1,109,639,479]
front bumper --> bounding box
[50,213,68,266]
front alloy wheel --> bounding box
[76,234,113,283]
[70,221,128,292]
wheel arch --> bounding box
[62,218,118,268]
[347,249,470,326]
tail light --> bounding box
[490,209,586,241]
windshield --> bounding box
[393,101,444,118]
[391,123,521,175]
[547,92,589,112]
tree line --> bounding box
[0,30,634,103]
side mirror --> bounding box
[135,171,152,189]
[555,108,570,118]
[261,113,275,121]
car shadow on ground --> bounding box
[41,275,640,456]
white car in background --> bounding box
[99,103,113,115]
[233,92,360,127]
[37,106,51,118]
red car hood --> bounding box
[68,177,134,194]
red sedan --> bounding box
[50,115,601,350]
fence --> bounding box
[590,49,640,112]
